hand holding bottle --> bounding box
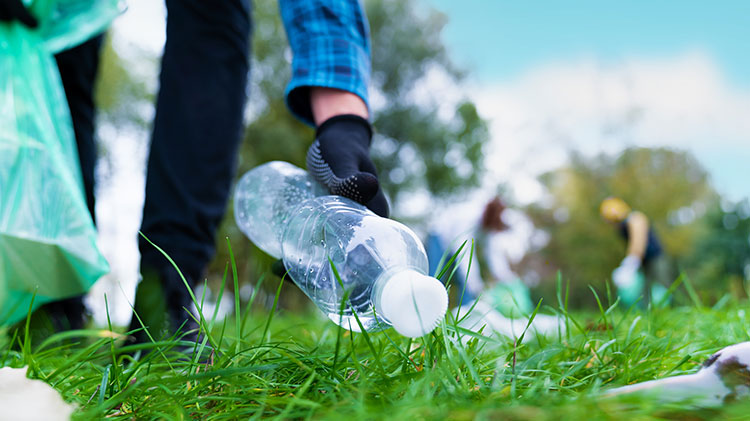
[306,114,389,217]
[234,161,447,337]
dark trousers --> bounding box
[55,0,252,303]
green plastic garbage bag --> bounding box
[0,0,122,325]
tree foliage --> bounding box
[681,199,750,301]
[94,35,153,129]
[366,1,487,201]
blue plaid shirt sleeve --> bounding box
[279,0,371,126]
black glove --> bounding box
[306,114,389,217]
[0,0,38,28]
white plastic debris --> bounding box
[0,366,74,421]
[452,300,564,343]
[606,341,750,406]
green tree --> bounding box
[94,35,153,129]
[210,0,490,307]
[523,147,718,307]
[366,1,487,202]
[681,199,750,302]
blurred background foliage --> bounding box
[91,0,749,311]
[522,147,749,308]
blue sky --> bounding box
[424,0,750,203]
[428,0,749,87]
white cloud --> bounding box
[470,51,750,203]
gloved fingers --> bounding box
[334,150,382,205]
[307,114,388,210]
[353,152,389,216]
[307,139,381,205]
[313,114,372,171]
[336,171,380,205]
[0,0,38,28]
[357,154,380,178]
[317,139,362,179]
[365,188,389,218]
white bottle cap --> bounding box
[377,269,448,338]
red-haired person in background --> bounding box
[426,197,534,317]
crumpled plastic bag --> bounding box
[0,0,122,325]
[0,366,75,420]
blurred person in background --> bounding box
[3,0,389,345]
[426,196,534,317]
[600,197,670,307]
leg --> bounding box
[133,0,252,339]
[644,255,672,306]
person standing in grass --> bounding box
[426,197,534,316]
[600,197,670,306]
[4,0,388,344]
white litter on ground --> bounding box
[606,341,750,407]
[0,366,74,421]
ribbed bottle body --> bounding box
[234,161,327,259]
[281,196,428,332]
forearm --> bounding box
[626,212,649,259]
[280,0,371,126]
[311,87,369,126]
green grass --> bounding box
[2,240,749,419]
[3,277,750,420]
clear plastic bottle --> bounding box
[234,161,448,337]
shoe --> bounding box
[7,295,89,349]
